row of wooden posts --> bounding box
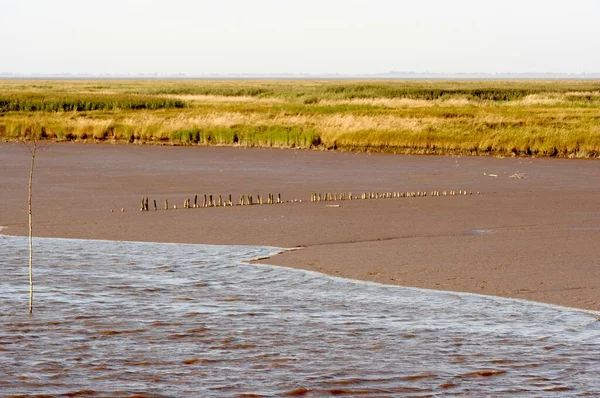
[135,189,479,212]
[140,193,283,211]
[311,190,475,202]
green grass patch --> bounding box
[0,92,186,112]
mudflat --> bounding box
[1,142,599,311]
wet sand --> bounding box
[1,142,599,311]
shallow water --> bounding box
[1,235,599,397]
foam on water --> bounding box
[1,234,599,397]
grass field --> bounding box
[1,79,600,157]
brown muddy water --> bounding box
[1,235,599,397]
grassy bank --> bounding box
[1,80,600,157]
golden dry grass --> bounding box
[1,79,600,157]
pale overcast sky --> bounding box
[1,0,598,74]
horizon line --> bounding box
[0,71,600,80]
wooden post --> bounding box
[258,195,262,205]
[209,195,213,207]
[153,199,157,211]
[203,194,207,208]
[140,196,145,211]
[194,194,198,208]
[165,199,168,210]
[349,192,352,200]
[218,195,223,207]
[277,193,281,204]
[25,141,39,314]
[228,194,233,206]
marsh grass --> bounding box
[0,92,186,112]
[1,80,599,157]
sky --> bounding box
[1,0,599,75]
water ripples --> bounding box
[1,235,599,397]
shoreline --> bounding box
[1,142,599,311]
[3,232,600,317]
[4,138,600,160]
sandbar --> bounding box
[1,143,599,311]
